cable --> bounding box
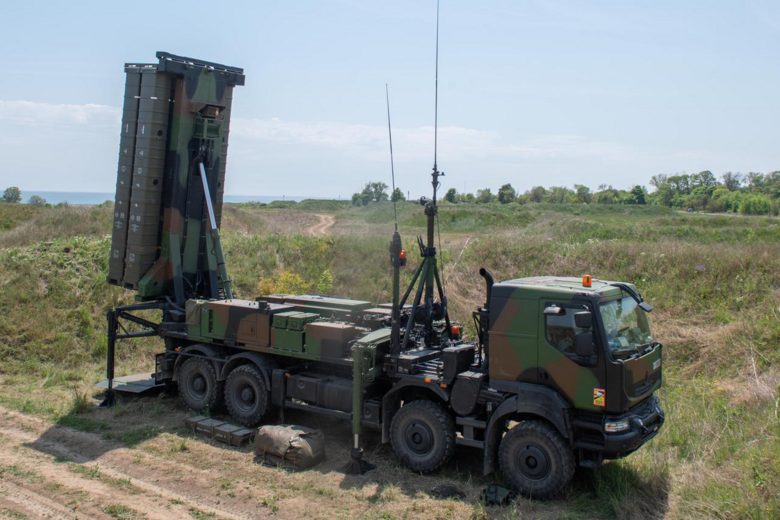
[437,212,445,289]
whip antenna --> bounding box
[386,84,398,232]
[433,0,440,174]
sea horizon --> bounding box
[18,190,340,205]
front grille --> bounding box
[635,379,656,395]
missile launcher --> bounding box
[107,52,244,304]
[101,50,665,499]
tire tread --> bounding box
[498,419,575,499]
[224,364,273,426]
[390,400,455,473]
[178,358,222,412]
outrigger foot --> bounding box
[343,447,375,475]
[99,390,115,408]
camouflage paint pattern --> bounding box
[488,276,661,412]
[186,299,285,347]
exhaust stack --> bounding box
[479,267,494,309]
[476,267,494,370]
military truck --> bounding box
[103,52,664,498]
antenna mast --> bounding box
[433,0,440,178]
[386,84,398,232]
[387,85,405,354]
[393,0,451,352]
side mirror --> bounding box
[574,311,592,329]
[544,305,565,316]
[639,302,653,313]
[575,331,594,358]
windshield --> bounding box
[599,296,653,353]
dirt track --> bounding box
[307,214,335,236]
[0,402,523,520]
[0,405,265,519]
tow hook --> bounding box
[630,416,648,434]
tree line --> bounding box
[352,170,780,216]
[1,187,47,205]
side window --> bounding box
[545,307,588,356]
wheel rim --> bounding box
[189,373,208,400]
[516,444,551,481]
[404,421,434,456]
[234,380,258,412]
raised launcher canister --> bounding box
[107,52,245,305]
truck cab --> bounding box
[477,275,664,495]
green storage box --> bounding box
[287,312,319,331]
[273,311,300,330]
[304,322,356,358]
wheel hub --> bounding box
[192,375,206,395]
[405,422,434,456]
[516,444,551,481]
[240,387,254,403]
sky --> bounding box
[0,0,778,199]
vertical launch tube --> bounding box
[107,66,143,285]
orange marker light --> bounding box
[424,377,432,383]
[440,383,448,389]
[451,325,461,336]
[399,250,407,261]
[582,274,592,288]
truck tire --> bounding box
[178,357,222,412]
[224,364,273,426]
[390,400,455,473]
[499,420,575,499]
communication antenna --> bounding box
[393,0,451,352]
[386,84,398,232]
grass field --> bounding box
[0,200,778,519]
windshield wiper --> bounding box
[609,282,653,312]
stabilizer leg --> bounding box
[100,309,118,407]
[343,435,376,475]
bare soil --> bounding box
[0,400,567,520]
[306,214,336,237]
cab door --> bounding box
[537,299,606,411]
[488,295,539,383]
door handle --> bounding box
[539,368,550,381]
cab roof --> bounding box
[493,276,630,300]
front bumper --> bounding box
[573,395,665,459]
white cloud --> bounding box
[0,99,640,167]
[0,100,119,127]
[232,116,638,164]
[0,99,736,195]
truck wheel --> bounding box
[178,358,222,412]
[390,400,455,473]
[224,364,273,426]
[499,420,575,499]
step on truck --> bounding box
[102,52,664,498]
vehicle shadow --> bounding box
[22,392,670,519]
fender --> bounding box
[220,351,275,388]
[172,343,223,381]
[381,379,451,443]
[482,382,571,476]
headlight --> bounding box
[604,419,630,433]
